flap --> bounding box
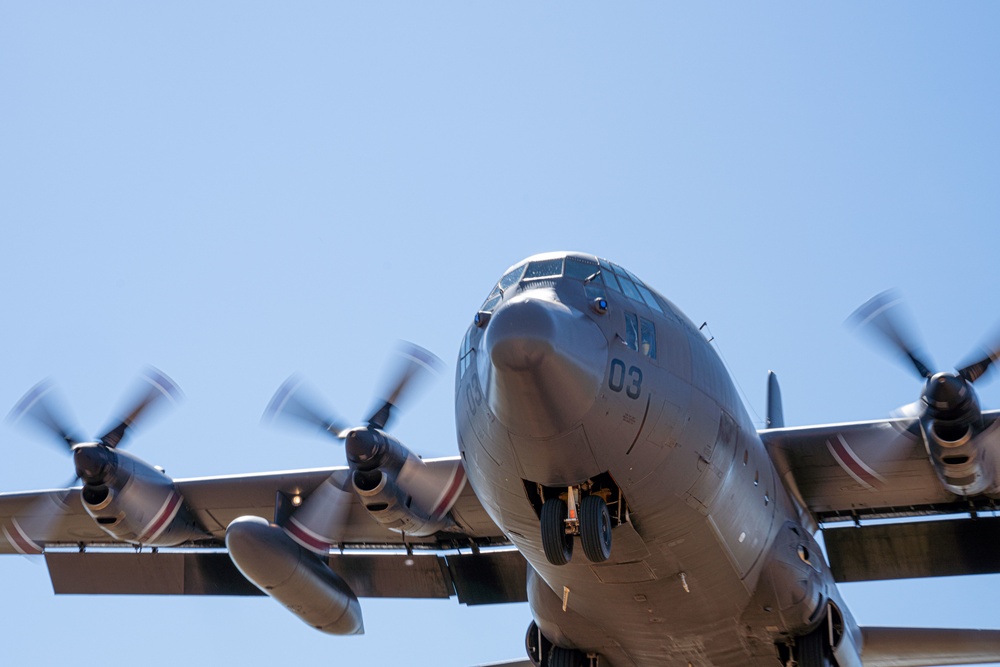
[44,548,528,604]
[824,516,1000,582]
[861,627,1000,667]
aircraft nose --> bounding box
[483,291,607,438]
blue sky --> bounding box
[2,3,999,665]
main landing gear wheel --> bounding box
[548,646,586,667]
[579,494,612,563]
[795,623,833,667]
[541,498,572,565]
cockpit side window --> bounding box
[640,317,657,359]
[624,312,639,351]
[481,285,502,312]
[524,258,564,280]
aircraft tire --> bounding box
[541,498,572,566]
[579,494,612,563]
[548,646,585,667]
[796,623,832,667]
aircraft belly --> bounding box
[523,517,769,667]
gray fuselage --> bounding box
[456,252,847,667]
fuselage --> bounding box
[455,252,850,667]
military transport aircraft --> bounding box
[3,251,1000,667]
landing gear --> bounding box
[541,498,572,566]
[549,646,587,667]
[579,495,611,563]
[790,623,833,667]
[541,489,612,566]
[526,621,594,667]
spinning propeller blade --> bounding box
[262,375,351,440]
[366,342,445,430]
[848,289,934,380]
[100,367,183,448]
[7,379,82,451]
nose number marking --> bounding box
[609,358,642,399]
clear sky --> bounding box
[2,3,999,666]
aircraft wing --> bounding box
[0,458,527,604]
[762,410,1000,582]
[760,415,987,523]
[0,457,507,553]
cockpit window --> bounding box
[614,263,646,287]
[618,276,643,302]
[498,265,526,291]
[481,294,502,312]
[564,257,600,282]
[635,284,663,314]
[480,284,503,312]
[524,258,564,280]
[602,270,622,293]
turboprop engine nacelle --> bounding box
[346,428,464,537]
[226,516,364,635]
[920,373,997,497]
[75,445,203,546]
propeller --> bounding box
[849,290,999,386]
[849,290,998,421]
[3,367,182,554]
[7,367,182,485]
[263,341,444,457]
[263,342,450,546]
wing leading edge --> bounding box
[0,457,509,554]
